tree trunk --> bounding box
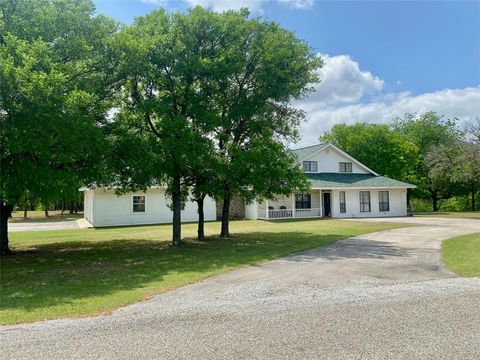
[23,196,28,218]
[69,201,74,214]
[61,201,65,215]
[472,183,476,211]
[432,195,439,212]
[196,194,206,241]
[44,203,49,217]
[0,203,14,256]
[171,174,182,246]
[220,186,230,238]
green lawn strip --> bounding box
[1,219,404,325]
[441,232,480,277]
[413,211,480,219]
[10,211,83,223]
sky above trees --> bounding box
[96,0,480,145]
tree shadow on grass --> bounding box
[0,230,401,317]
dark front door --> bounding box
[323,192,331,217]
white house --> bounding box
[245,143,415,220]
[81,142,414,227]
[81,187,216,227]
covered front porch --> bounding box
[254,190,331,220]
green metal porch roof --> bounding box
[306,173,415,189]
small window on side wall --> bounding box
[339,162,353,173]
[302,161,318,172]
[133,195,146,212]
[379,191,390,212]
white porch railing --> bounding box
[260,208,321,220]
[268,209,293,219]
[294,208,321,218]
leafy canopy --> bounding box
[320,122,419,181]
[0,0,118,204]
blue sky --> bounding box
[95,0,480,145]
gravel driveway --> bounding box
[8,221,80,232]
[2,217,479,359]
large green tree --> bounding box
[320,123,419,181]
[113,7,317,243]
[204,10,321,237]
[425,140,480,211]
[394,112,460,211]
[0,0,117,254]
[112,8,229,246]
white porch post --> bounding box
[319,190,323,218]
[291,194,295,218]
[245,199,258,220]
[265,199,269,219]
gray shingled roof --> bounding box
[290,143,328,160]
[306,173,416,189]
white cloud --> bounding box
[141,0,168,5]
[297,86,480,146]
[278,0,314,9]
[303,53,384,107]
[185,0,264,12]
[292,52,480,146]
[141,0,315,12]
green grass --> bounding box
[442,232,480,277]
[1,219,403,325]
[10,210,83,223]
[413,211,480,219]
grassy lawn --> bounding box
[1,219,403,325]
[442,232,480,277]
[413,211,480,219]
[10,210,83,223]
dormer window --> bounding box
[339,162,352,173]
[303,161,318,172]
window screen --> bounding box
[339,191,346,213]
[339,162,353,172]
[379,191,390,212]
[302,161,318,172]
[133,195,146,212]
[359,191,371,212]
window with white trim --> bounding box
[379,191,390,212]
[359,191,371,212]
[302,161,318,172]
[295,194,311,209]
[132,195,146,212]
[339,191,346,213]
[339,162,353,172]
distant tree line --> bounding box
[0,0,318,254]
[321,113,480,212]
[16,190,83,218]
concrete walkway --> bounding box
[1,217,479,359]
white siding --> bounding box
[245,200,258,220]
[83,190,94,224]
[330,189,408,218]
[302,147,370,174]
[88,188,216,227]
